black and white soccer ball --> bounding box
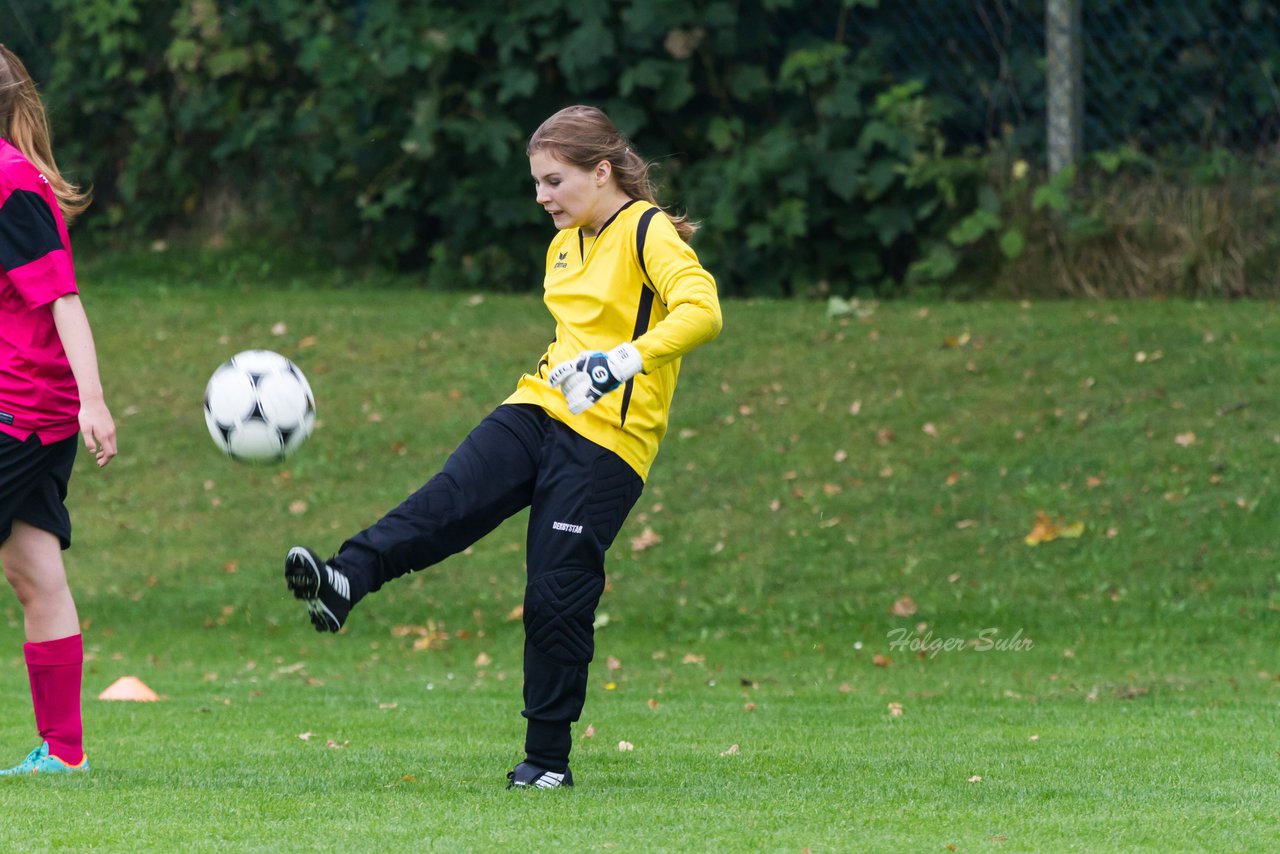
[203,350,316,463]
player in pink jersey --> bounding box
[0,45,117,777]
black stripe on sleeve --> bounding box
[634,207,659,292]
[619,207,662,428]
[0,189,61,272]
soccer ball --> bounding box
[203,350,316,462]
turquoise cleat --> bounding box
[0,742,90,777]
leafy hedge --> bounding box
[22,0,989,296]
[22,1,1274,297]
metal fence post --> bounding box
[1046,0,1083,176]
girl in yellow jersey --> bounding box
[285,105,721,789]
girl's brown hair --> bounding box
[0,45,90,222]
[528,105,696,242]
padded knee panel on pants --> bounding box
[524,568,605,665]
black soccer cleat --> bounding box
[506,761,574,790]
[284,546,352,633]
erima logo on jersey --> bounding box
[552,521,583,534]
[553,251,568,270]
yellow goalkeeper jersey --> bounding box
[505,199,722,480]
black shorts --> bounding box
[0,432,77,550]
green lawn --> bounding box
[1,260,1277,851]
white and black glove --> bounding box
[548,343,644,414]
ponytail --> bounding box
[0,45,90,222]
[528,105,697,242]
[615,146,697,242]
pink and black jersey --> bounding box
[0,139,79,443]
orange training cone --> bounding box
[97,676,160,702]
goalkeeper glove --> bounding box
[548,343,644,414]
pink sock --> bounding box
[24,634,84,765]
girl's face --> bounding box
[529,149,612,234]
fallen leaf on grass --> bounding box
[474,652,492,667]
[606,655,622,672]
[887,702,904,717]
[629,527,662,552]
[617,741,634,752]
[1024,511,1084,546]
[647,698,660,710]
[397,621,450,650]
[297,732,313,742]
[890,596,918,617]
[720,743,740,756]
[326,739,348,749]
[872,654,892,668]
[582,724,596,739]
[1174,432,1196,447]
[968,775,982,783]
[681,653,705,664]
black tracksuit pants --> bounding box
[333,403,643,771]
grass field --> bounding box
[1,254,1277,851]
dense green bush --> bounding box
[14,1,1274,297]
[20,0,983,296]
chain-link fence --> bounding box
[858,0,1280,163]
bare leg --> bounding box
[1,521,80,642]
